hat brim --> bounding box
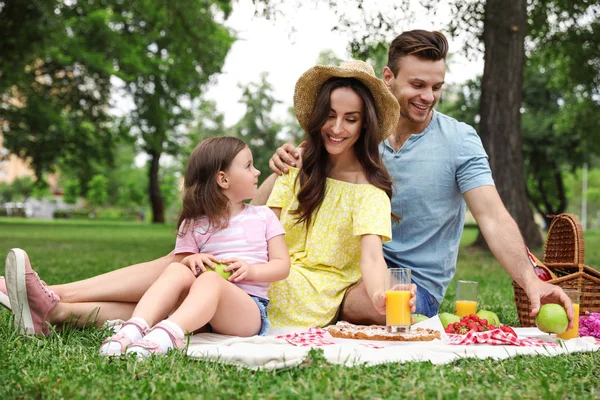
[293,64,400,141]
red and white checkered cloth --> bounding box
[276,328,385,348]
[276,328,337,347]
[448,328,558,347]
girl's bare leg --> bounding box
[168,272,261,337]
[49,301,137,328]
[132,262,196,326]
[50,253,175,304]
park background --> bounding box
[0,0,599,398]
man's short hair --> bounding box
[387,30,449,76]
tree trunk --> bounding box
[148,150,165,223]
[475,0,543,249]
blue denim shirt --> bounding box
[380,111,495,304]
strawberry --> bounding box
[480,319,488,326]
[457,326,469,334]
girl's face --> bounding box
[320,87,364,158]
[222,146,260,202]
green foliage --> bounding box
[315,49,343,66]
[159,165,181,212]
[4,177,36,202]
[233,73,283,180]
[30,180,52,200]
[87,175,108,208]
[62,179,81,205]
[0,1,117,179]
[0,183,11,203]
[183,100,231,169]
[0,0,236,223]
[349,41,389,78]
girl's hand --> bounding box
[221,257,252,282]
[181,253,221,276]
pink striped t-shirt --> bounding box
[174,204,286,299]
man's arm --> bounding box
[252,142,305,206]
[464,185,574,327]
[251,173,278,206]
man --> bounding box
[252,30,573,326]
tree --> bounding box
[0,1,116,181]
[475,0,543,247]
[232,73,283,180]
[63,179,81,206]
[97,0,235,223]
[183,100,230,168]
[87,174,108,209]
[0,1,236,223]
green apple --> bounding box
[411,314,429,325]
[476,310,501,326]
[200,262,232,280]
[535,304,568,334]
[439,312,461,329]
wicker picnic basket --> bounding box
[512,213,600,327]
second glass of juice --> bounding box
[386,267,412,333]
[455,280,478,317]
[557,289,580,340]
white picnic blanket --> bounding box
[105,317,600,370]
[184,316,600,370]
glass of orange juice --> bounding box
[557,289,580,340]
[455,280,478,317]
[386,267,412,333]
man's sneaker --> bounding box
[5,249,60,336]
[0,277,10,311]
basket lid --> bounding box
[543,213,585,266]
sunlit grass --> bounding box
[1,219,599,399]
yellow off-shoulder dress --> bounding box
[266,167,392,328]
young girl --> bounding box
[98,137,289,356]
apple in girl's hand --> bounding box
[200,262,232,280]
[535,304,568,334]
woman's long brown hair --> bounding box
[292,77,399,227]
[176,136,247,237]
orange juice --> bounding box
[455,300,477,317]
[557,303,580,340]
[386,290,411,326]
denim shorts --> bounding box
[249,295,270,336]
[414,283,440,317]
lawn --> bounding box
[1,218,599,399]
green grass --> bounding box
[1,218,599,399]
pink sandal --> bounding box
[99,319,149,356]
[126,321,185,357]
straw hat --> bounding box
[293,60,400,141]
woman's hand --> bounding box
[181,253,221,276]
[221,257,253,282]
[372,284,418,315]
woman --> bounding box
[3,60,414,335]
